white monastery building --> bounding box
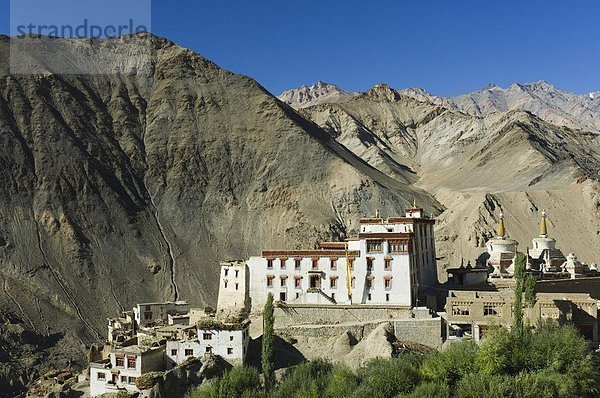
[247,204,437,309]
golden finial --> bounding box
[413,198,417,208]
[540,210,547,237]
[497,212,505,238]
[375,209,380,218]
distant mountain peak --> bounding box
[277,81,355,109]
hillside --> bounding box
[298,83,600,269]
[0,35,440,392]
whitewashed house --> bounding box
[89,344,165,397]
[166,318,250,369]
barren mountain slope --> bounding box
[300,84,600,270]
[0,35,441,392]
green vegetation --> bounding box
[262,292,275,390]
[186,323,599,398]
[512,252,527,337]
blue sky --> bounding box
[1,0,599,96]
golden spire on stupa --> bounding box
[540,210,548,237]
[497,212,506,238]
[413,198,417,208]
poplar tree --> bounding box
[262,292,275,390]
[512,252,526,337]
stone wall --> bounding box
[273,305,412,327]
[393,318,443,349]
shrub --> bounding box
[400,381,449,398]
[453,373,513,398]
[420,340,478,385]
[353,357,421,398]
[323,365,360,398]
[271,360,333,398]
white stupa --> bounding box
[486,213,518,275]
[528,210,566,271]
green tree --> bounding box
[524,274,537,309]
[512,252,527,337]
[262,292,276,390]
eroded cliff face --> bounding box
[0,35,441,392]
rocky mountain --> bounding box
[0,35,439,394]
[0,34,599,395]
[447,81,600,133]
[277,81,356,108]
[296,83,600,272]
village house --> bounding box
[246,204,437,309]
[166,317,250,369]
[89,343,165,396]
[446,289,598,341]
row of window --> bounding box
[115,355,136,369]
[367,240,410,253]
[277,291,394,302]
[266,275,393,289]
[171,347,235,356]
[96,372,136,385]
[267,258,395,271]
[223,268,240,278]
[451,305,501,317]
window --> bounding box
[280,292,287,301]
[230,335,234,341]
[331,293,335,301]
[351,277,356,288]
[267,259,273,269]
[128,377,137,385]
[224,269,228,277]
[121,376,127,383]
[384,278,392,289]
[384,259,392,271]
[294,277,302,288]
[452,303,471,316]
[386,293,390,302]
[171,349,177,356]
[224,281,228,288]
[266,276,274,287]
[366,278,373,289]
[97,372,106,381]
[389,240,408,253]
[367,240,382,253]
[227,347,234,355]
[115,355,124,367]
[127,356,136,369]
[483,305,499,317]
[330,277,337,289]
[312,258,318,269]
[144,312,152,320]
[145,305,151,311]
[203,333,212,340]
[235,283,239,291]
[368,293,372,301]
[235,270,239,277]
[280,277,286,287]
[295,259,301,270]
[309,275,320,289]
[280,259,286,269]
[206,346,212,353]
[185,349,194,356]
[330,258,337,270]
[367,258,373,272]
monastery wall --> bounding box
[273,305,412,327]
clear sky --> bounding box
[1,0,599,96]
